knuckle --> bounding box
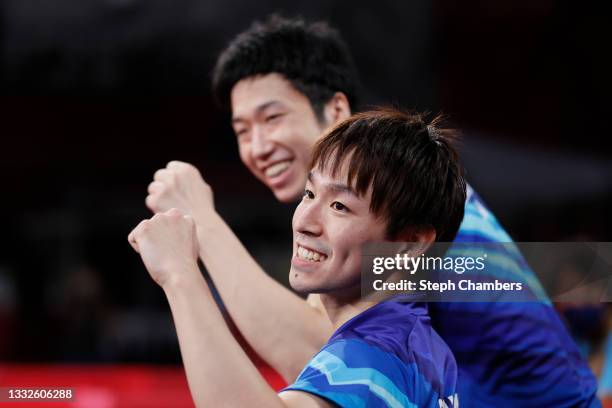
[168,161,190,175]
[138,220,149,233]
[147,181,159,194]
[153,169,166,181]
[145,195,156,208]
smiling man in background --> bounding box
[144,16,599,407]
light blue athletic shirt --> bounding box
[283,301,459,407]
[429,185,600,407]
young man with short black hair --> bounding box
[130,108,462,407]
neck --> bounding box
[319,291,376,331]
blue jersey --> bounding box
[429,185,600,407]
[283,301,458,407]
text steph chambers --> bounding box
[373,279,523,293]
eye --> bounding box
[303,189,314,199]
[265,113,284,123]
[234,128,249,139]
[331,201,349,212]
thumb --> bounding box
[127,230,140,253]
[166,208,183,217]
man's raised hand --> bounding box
[128,208,200,288]
[146,161,214,217]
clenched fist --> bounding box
[128,208,200,288]
[146,161,214,217]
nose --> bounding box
[251,126,274,160]
[293,199,324,238]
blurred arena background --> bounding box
[0,0,611,406]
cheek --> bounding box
[341,248,363,272]
[238,143,255,169]
[334,229,369,266]
[285,121,319,154]
[299,130,320,153]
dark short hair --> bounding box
[211,15,361,121]
[310,107,466,242]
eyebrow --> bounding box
[231,101,284,125]
[307,171,359,198]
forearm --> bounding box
[163,270,286,408]
[194,210,333,381]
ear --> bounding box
[394,225,437,256]
[322,92,351,126]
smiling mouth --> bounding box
[296,245,328,262]
[264,160,292,178]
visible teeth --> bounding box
[265,161,291,177]
[297,246,327,262]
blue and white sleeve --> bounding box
[281,339,435,408]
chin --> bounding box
[289,269,318,295]
[289,277,310,295]
[273,184,304,203]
